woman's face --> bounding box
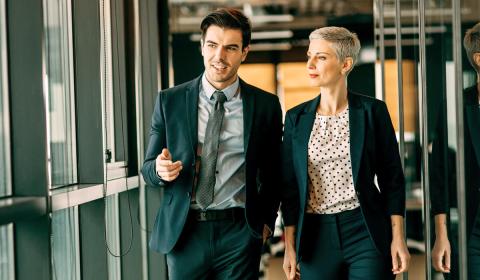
[306,39,346,88]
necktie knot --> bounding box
[213,91,227,105]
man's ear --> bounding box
[241,45,250,62]
[200,39,204,56]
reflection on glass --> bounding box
[43,0,77,187]
[51,207,80,280]
[430,19,480,280]
[0,224,14,280]
[0,0,10,197]
[106,194,121,280]
[462,21,480,280]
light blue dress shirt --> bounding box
[191,73,246,210]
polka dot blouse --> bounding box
[306,106,360,214]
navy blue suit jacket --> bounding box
[281,92,406,257]
[141,75,283,254]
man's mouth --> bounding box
[212,63,228,70]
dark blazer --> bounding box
[431,85,480,239]
[281,91,406,257]
[141,75,283,254]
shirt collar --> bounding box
[201,73,239,102]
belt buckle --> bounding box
[199,211,207,221]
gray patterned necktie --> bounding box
[196,91,227,209]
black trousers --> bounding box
[469,222,480,279]
[299,208,394,280]
[166,210,263,280]
[447,218,480,280]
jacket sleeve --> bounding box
[141,92,170,188]
[374,101,406,216]
[259,97,283,231]
[280,112,300,226]
[430,111,449,216]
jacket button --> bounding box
[187,192,191,198]
[356,191,361,197]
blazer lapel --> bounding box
[293,95,320,200]
[348,93,365,187]
[185,76,201,155]
[240,79,255,153]
[466,103,480,166]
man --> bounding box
[141,8,282,280]
[431,22,480,279]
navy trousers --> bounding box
[299,208,395,280]
[166,210,263,280]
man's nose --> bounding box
[214,46,226,59]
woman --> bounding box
[280,26,410,280]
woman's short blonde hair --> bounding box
[309,26,361,72]
[463,22,480,72]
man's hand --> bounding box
[262,225,272,244]
[155,148,182,182]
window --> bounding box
[0,224,14,280]
[0,0,10,198]
[43,0,77,187]
[106,194,122,280]
[51,207,80,280]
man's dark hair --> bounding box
[200,8,251,50]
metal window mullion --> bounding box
[375,0,386,101]
[394,1,407,279]
[133,0,148,277]
[66,0,78,184]
[395,0,405,171]
[0,0,12,197]
[73,206,81,280]
[452,0,467,278]
[418,0,432,279]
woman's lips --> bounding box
[309,74,319,78]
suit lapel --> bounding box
[185,76,201,155]
[293,95,320,199]
[240,79,255,153]
[466,104,480,166]
[348,93,365,187]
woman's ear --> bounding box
[342,57,354,75]
[474,53,480,69]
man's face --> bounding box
[201,25,249,89]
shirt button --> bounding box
[216,171,219,174]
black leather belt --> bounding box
[190,208,244,222]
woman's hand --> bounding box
[282,225,299,280]
[391,236,410,274]
[432,214,451,273]
[391,215,410,274]
[283,246,298,280]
